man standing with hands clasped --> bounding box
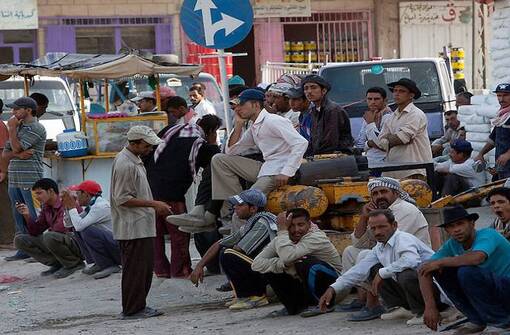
[110,125,172,319]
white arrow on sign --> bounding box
[194,0,245,47]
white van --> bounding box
[0,76,79,140]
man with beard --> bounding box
[475,83,510,180]
[339,177,431,321]
[419,206,510,334]
[320,209,441,326]
[431,110,465,157]
[252,208,342,317]
[487,187,510,241]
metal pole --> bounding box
[471,0,476,89]
[104,79,109,113]
[155,74,162,112]
[23,76,29,96]
[79,80,86,134]
[217,49,232,134]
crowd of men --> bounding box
[1,73,510,334]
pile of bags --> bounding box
[491,0,510,84]
[457,94,498,181]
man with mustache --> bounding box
[319,209,443,326]
[339,177,430,321]
[419,206,510,334]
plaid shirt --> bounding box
[5,120,46,189]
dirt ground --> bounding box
[1,206,494,334]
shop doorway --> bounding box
[226,28,256,86]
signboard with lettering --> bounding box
[400,1,472,25]
[0,0,38,30]
[252,0,311,18]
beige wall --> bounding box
[37,0,180,17]
[374,0,400,59]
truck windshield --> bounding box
[321,61,442,106]
[0,80,74,120]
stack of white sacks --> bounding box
[457,95,498,183]
[491,0,510,85]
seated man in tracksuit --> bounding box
[252,208,342,317]
[14,178,84,279]
[189,189,277,310]
[61,180,121,280]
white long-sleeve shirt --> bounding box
[225,109,308,177]
[67,196,113,232]
[355,109,392,165]
[435,158,484,188]
[193,99,216,119]
[331,229,434,293]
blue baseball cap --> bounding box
[494,83,510,93]
[238,89,266,104]
[6,97,38,111]
[451,139,473,153]
[228,189,267,208]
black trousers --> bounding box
[369,264,442,315]
[435,173,471,197]
[119,237,154,315]
[264,256,339,315]
[220,248,266,298]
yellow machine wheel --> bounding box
[267,185,329,218]
[400,179,433,208]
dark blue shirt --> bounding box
[489,117,510,173]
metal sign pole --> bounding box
[217,49,232,133]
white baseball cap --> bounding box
[126,125,162,145]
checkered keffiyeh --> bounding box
[367,177,416,204]
[154,123,206,177]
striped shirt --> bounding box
[220,212,277,258]
[5,120,46,189]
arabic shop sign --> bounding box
[400,1,472,25]
[0,0,38,30]
[252,0,311,18]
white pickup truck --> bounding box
[319,58,457,140]
[0,76,80,140]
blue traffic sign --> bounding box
[180,0,253,50]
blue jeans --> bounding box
[74,225,121,269]
[435,266,510,328]
[8,187,37,235]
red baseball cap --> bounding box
[75,180,102,196]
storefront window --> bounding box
[76,27,115,54]
[121,26,155,51]
[3,30,34,44]
[19,47,34,63]
[0,47,14,64]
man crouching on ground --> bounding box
[252,208,342,317]
[189,189,277,311]
[14,178,84,278]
